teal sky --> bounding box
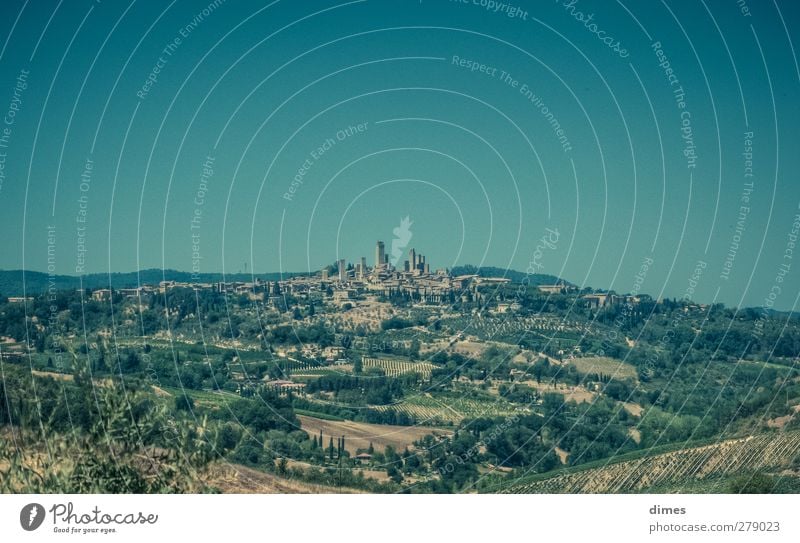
[0,0,799,310]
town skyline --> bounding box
[2,2,800,315]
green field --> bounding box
[371,392,526,425]
[567,356,638,380]
[162,386,239,407]
[361,357,438,379]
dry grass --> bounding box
[151,385,171,397]
[30,370,74,381]
[285,458,389,482]
[297,415,451,454]
[30,370,124,393]
[568,356,638,381]
[449,340,490,357]
[522,380,597,404]
[205,462,363,493]
[622,402,643,417]
[767,404,800,429]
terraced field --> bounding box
[497,431,800,493]
[443,315,591,338]
[162,386,239,408]
[567,356,638,380]
[291,364,353,378]
[371,392,526,424]
[297,415,451,454]
[361,357,437,379]
[282,359,326,372]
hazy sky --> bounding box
[0,0,799,310]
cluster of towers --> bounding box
[404,247,429,274]
[326,241,431,283]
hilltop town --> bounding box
[1,242,798,494]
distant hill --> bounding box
[449,265,566,286]
[0,266,568,297]
[0,269,308,297]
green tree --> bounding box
[216,424,240,452]
[728,473,776,494]
[277,457,288,475]
[0,381,8,425]
[0,367,214,493]
[175,394,195,412]
[122,351,141,373]
[387,466,403,484]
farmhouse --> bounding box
[91,289,112,302]
[263,379,306,393]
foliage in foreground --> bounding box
[0,367,215,493]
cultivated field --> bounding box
[205,463,363,493]
[371,393,525,425]
[297,415,451,454]
[162,386,239,408]
[291,364,354,378]
[361,357,437,379]
[498,431,800,493]
[519,379,643,416]
[567,356,638,380]
[523,380,596,403]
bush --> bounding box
[728,473,776,494]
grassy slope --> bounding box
[491,430,800,494]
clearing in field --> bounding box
[285,458,389,482]
[449,340,491,358]
[161,386,238,408]
[520,380,642,417]
[205,463,363,493]
[30,370,74,381]
[567,356,638,381]
[523,380,596,404]
[297,414,451,455]
[371,392,526,425]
